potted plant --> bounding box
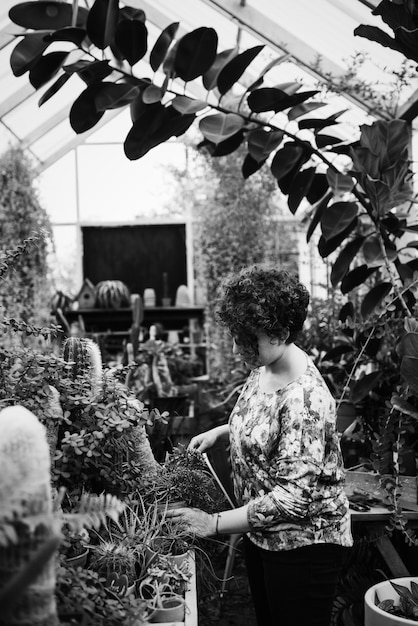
[364,577,418,625]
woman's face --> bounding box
[232,332,286,368]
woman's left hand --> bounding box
[164,507,217,538]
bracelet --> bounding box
[215,513,221,535]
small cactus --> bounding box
[0,405,59,626]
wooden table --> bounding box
[350,506,418,577]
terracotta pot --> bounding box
[65,547,89,568]
[364,577,418,625]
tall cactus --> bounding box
[0,405,59,626]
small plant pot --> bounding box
[364,577,418,625]
[65,547,89,568]
[148,593,185,623]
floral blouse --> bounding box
[229,356,353,551]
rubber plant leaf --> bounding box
[315,134,344,149]
[29,51,69,89]
[288,101,326,121]
[400,331,418,394]
[306,174,329,204]
[9,1,88,29]
[242,154,266,179]
[125,104,195,160]
[321,201,358,240]
[350,371,382,403]
[203,47,237,90]
[10,33,50,77]
[44,27,87,46]
[318,218,358,258]
[247,88,319,114]
[174,27,218,82]
[322,344,354,362]
[306,191,332,243]
[95,83,140,111]
[199,113,244,145]
[326,169,355,195]
[330,236,366,287]
[360,282,392,318]
[270,142,311,181]
[38,71,71,106]
[247,129,284,163]
[217,45,264,96]
[362,235,398,268]
[340,265,377,294]
[339,301,355,323]
[150,22,179,72]
[64,60,113,85]
[171,96,207,114]
[287,167,316,214]
[391,394,418,421]
[298,110,347,131]
[70,84,106,133]
[86,0,119,50]
[205,131,244,157]
[114,18,147,66]
[142,84,164,104]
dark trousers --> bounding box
[243,536,347,626]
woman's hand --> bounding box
[165,507,217,538]
[188,427,224,453]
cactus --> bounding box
[0,405,59,626]
[62,336,103,397]
[94,280,131,309]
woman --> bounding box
[166,265,353,626]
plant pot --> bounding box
[65,547,89,568]
[364,577,418,625]
[148,594,185,623]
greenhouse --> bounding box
[1,1,418,625]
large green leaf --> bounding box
[199,113,244,144]
[340,265,377,294]
[242,154,266,179]
[315,134,344,149]
[350,371,382,403]
[38,71,71,106]
[150,23,179,72]
[44,27,87,46]
[362,235,398,267]
[306,174,329,204]
[217,45,264,96]
[95,83,140,111]
[298,110,347,131]
[86,0,119,50]
[288,101,326,121]
[330,236,366,287]
[124,105,195,160]
[9,1,88,29]
[247,129,284,162]
[10,33,50,77]
[306,192,332,243]
[321,201,358,240]
[270,142,311,180]
[171,96,208,114]
[114,18,147,66]
[203,47,237,90]
[288,167,316,214]
[174,27,218,82]
[203,131,244,157]
[64,60,113,85]
[318,219,358,258]
[29,51,68,89]
[360,282,392,318]
[326,169,354,195]
[69,84,106,133]
[247,88,318,114]
[400,331,418,393]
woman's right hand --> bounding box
[188,429,219,453]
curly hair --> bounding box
[216,265,310,362]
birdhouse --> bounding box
[74,278,96,309]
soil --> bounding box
[196,540,257,626]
